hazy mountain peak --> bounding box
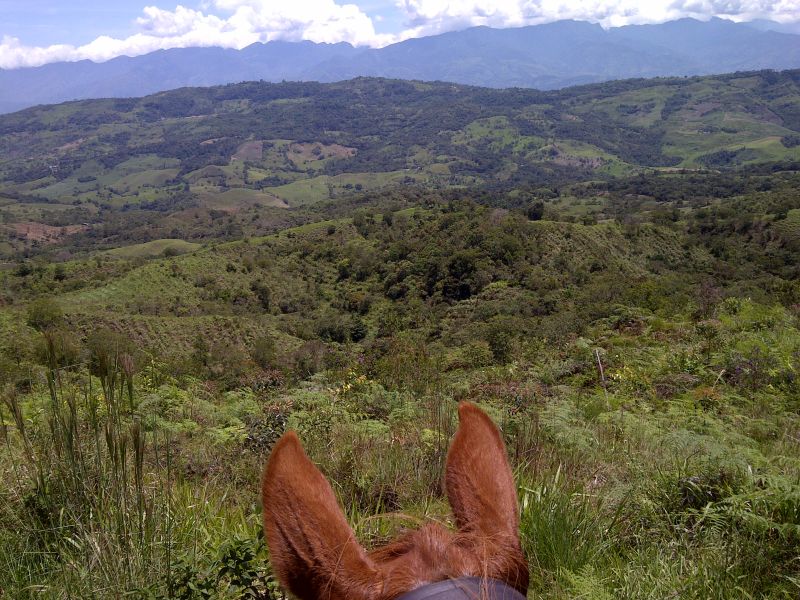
[0,18,798,115]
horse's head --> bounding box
[261,401,529,600]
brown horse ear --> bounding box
[445,402,520,538]
[445,402,528,592]
[262,431,380,600]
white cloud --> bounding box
[136,6,226,38]
[0,0,798,69]
[396,0,800,37]
[219,0,391,45]
[0,1,390,69]
[669,0,800,22]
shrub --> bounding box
[26,298,63,332]
[251,335,277,370]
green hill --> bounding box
[1,73,800,599]
[1,72,799,260]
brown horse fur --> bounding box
[261,401,529,600]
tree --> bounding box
[526,201,545,221]
[250,280,272,311]
[252,335,277,370]
[26,298,63,332]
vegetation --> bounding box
[1,71,800,598]
[1,71,799,260]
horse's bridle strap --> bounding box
[396,577,527,600]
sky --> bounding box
[1,0,799,69]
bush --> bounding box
[26,298,63,332]
[251,335,277,369]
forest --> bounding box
[1,71,800,598]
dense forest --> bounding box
[1,71,800,598]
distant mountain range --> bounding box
[1,17,799,114]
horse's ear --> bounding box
[261,431,380,600]
[445,401,522,543]
[445,402,528,592]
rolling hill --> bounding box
[1,71,799,259]
[1,60,800,600]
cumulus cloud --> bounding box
[219,0,391,45]
[0,0,390,69]
[397,0,800,37]
[0,0,798,69]
[136,6,226,38]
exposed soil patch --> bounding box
[746,103,783,125]
[287,142,356,167]
[688,102,721,118]
[10,222,87,243]
[233,140,264,161]
[55,138,86,153]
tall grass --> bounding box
[519,466,619,596]
[0,356,174,596]
[0,355,272,598]
[3,314,800,599]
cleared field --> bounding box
[724,136,799,163]
[199,188,289,211]
[105,238,201,259]
[9,222,86,243]
[268,171,427,206]
[3,202,96,225]
[286,142,356,169]
[232,140,264,161]
[113,168,181,192]
[33,155,182,201]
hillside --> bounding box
[3,176,800,596]
[1,18,799,114]
[1,69,800,599]
[1,71,799,260]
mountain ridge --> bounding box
[0,17,799,115]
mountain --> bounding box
[0,41,359,115]
[304,21,680,89]
[745,19,800,35]
[2,18,799,115]
[306,18,800,88]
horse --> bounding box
[261,401,529,600]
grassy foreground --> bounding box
[2,294,799,598]
[3,166,800,597]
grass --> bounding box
[0,369,271,598]
[207,189,288,210]
[4,293,800,597]
[774,208,800,247]
[520,467,616,591]
[268,171,427,206]
[113,168,181,192]
[105,239,202,259]
[268,176,333,205]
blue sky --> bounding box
[1,0,799,69]
[0,1,165,45]
[0,0,403,46]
